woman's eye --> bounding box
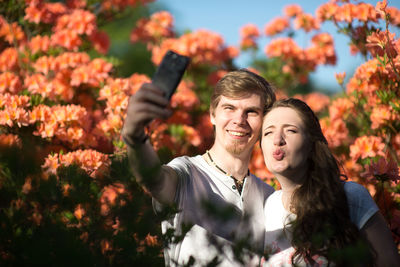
[264,131,272,136]
[287,129,297,133]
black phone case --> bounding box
[152,50,190,100]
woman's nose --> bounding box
[273,131,285,146]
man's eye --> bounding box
[287,129,297,133]
[247,110,259,115]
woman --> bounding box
[261,98,399,266]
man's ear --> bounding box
[210,109,215,125]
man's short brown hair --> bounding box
[210,69,276,115]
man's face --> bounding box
[210,94,263,156]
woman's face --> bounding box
[261,107,310,177]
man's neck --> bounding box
[207,146,251,181]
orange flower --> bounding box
[370,105,396,129]
[366,30,397,59]
[88,30,110,55]
[43,149,111,178]
[352,3,378,22]
[25,74,54,99]
[51,29,82,51]
[320,117,349,148]
[264,17,289,36]
[100,239,112,254]
[151,30,235,66]
[335,3,355,23]
[342,157,363,181]
[305,33,336,65]
[143,233,158,247]
[74,204,85,220]
[66,0,87,9]
[33,55,56,75]
[100,183,126,216]
[30,104,52,124]
[387,7,400,26]
[375,0,388,18]
[316,2,339,22]
[264,37,302,59]
[170,81,199,110]
[294,13,319,32]
[350,135,386,161]
[98,78,128,101]
[0,47,18,72]
[0,72,22,94]
[207,70,228,86]
[129,73,151,94]
[24,4,45,24]
[54,9,96,36]
[70,58,112,87]
[284,4,303,17]
[42,153,60,176]
[0,133,22,148]
[240,24,260,39]
[166,110,192,125]
[361,156,399,182]
[240,24,260,50]
[182,125,201,147]
[0,19,26,45]
[329,97,354,121]
[28,35,51,54]
[249,143,274,181]
[102,0,154,10]
[24,2,67,24]
[303,92,330,113]
[130,11,174,45]
[53,52,90,71]
[335,72,346,85]
[21,177,32,194]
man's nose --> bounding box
[232,111,247,125]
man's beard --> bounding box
[226,140,247,155]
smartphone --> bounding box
[152,50,190,100]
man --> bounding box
[122,69,275,266]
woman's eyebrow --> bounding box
[263,123,300,131]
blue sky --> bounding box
[156,0,400,92]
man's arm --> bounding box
[360,211,400,267]
[121,83,178,205]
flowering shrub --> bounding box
[0,0,399,264]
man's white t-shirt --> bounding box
[153,155,275,267]
[263,181,379,267]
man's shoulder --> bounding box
[166,155,205,173]
[168,154,201,165]
[249,174,275,195]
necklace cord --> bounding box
[206,150,249,194]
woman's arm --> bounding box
[360,211,400,267]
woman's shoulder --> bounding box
[343,181,379,229]
[343,181,371,196]
[265,190,282,206]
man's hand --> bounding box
[121,83,172,146]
